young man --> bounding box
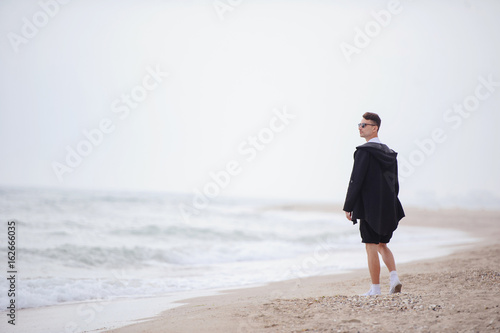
[343,112,405,296]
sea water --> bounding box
[0,187,473,311]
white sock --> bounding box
[390,271,399,284]
[362,284,381,296]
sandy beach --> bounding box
[106,206,500,333]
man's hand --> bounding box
[345,211,352,221]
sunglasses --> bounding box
[358,123,376,128]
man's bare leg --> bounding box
[366,243,381,283]
[363,243,381,295]
[377,243,396,272]
[378,243,402,293]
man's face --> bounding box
[358,118,378,139]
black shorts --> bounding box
[360,219,393,244]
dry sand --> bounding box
[107,207,500,333]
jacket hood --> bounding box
[356,142,398,169]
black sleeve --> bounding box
[343,149,370,212]
[395,160,400,196]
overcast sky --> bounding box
[1,0,499,209]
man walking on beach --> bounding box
[343,112,405,296]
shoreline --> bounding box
[105,206,500,333]
[1,206,497,332]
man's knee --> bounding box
[377,243,388,252]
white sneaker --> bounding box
[361,285,381,296]
[389,279,402,294]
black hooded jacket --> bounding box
[343,142,405,235]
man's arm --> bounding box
[343,149,370,214]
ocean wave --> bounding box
[18,231,343,269]
[0,276,185,309]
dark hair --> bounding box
[362,112,381,131]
